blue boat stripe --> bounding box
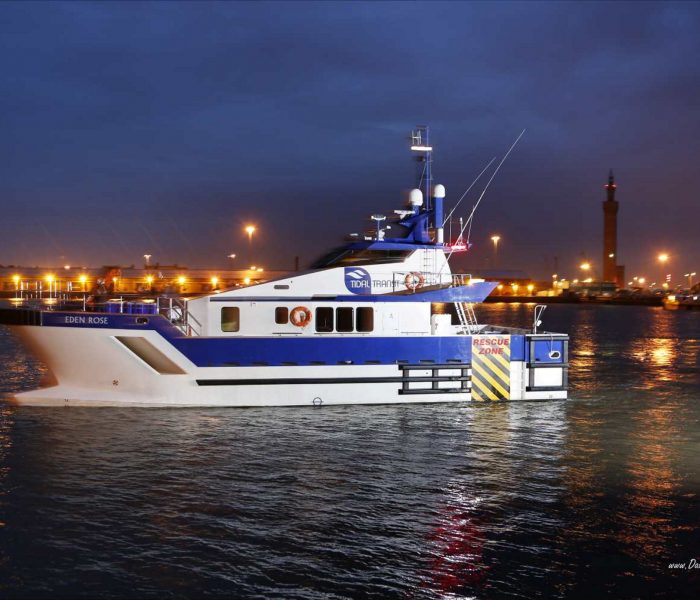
[36,312,527,367]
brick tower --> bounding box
[602,170,622,285]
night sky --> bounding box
[1,1,699,282]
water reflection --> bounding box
[0,306,699,598]
[421,402,569,596]
[421,404,512,594]
[620,402,684,570]
[0,326,45,396]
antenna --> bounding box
[442,156,497,227]
[444,129,526,266]
[410,126,432,212]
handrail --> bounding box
[391,271,475,292]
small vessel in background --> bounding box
[663,284,700,310]
[0,127,569,406]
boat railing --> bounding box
[157,297,202,337]
[5,293,203,336]
[391,271,475,292]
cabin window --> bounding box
[221,307,240,332]
[275,307,289,324]
[311,247,414,268]
[356,307,374,332]
[336,307,354,332]
[315,307,334,332]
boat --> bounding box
[662,286,700,310]
[0,128,569,406]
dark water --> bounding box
[1,304,699,599]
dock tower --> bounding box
[602,170,624,286]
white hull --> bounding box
[7,325,463,407]
[8,325,566,407]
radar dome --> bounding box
[409,189,424,207]
[433,184,446,199]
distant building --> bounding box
[0,265,288,297]
[602,170,625,287]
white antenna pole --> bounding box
[442,156,497,227]
[445,129,526,267]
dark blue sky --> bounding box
[1,1,699,282]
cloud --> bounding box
[0,1,698,276]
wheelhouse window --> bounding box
[356,307,374,332]
[311,247,414,268]
[275,307,289,324]
[221,307,240,332]
[336,307,354,332]
[315,307,334,332]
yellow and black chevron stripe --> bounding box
[471,335,511,401]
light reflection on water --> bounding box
[1,305,699,598]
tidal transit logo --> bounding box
[344,267,372,295]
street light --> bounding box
[685,272,696,287]
[580,262,591,272]
[491,235,500,268]
[144,254,152,268]
[45,274,55,298]
[245,225,256,264]
[658,253,669,289]
[79,274,88,292]
[227,254,237,277]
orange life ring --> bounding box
[290,306,312,327]
[404,271,425,291]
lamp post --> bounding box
[491,235,500,269]
[45,274,54,299]
[144,254,152,268]
[685,272,696,288]
[658,253,669,289]
[580,262,591,281]
[245,225,256,264]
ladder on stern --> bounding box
[455,301,479,335]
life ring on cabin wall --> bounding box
[404,271,425,291]
[290,306,312,327]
